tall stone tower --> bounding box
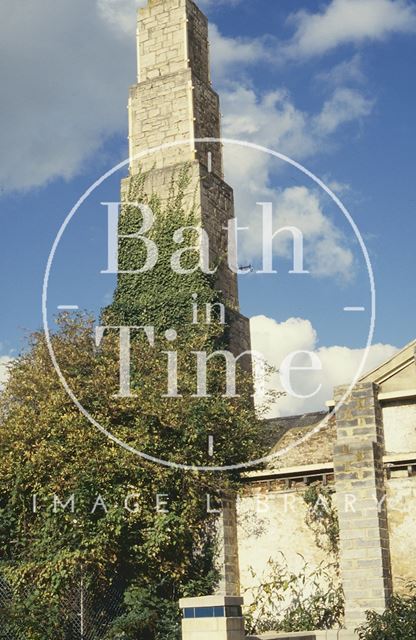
[123,0,250,358]
[121,0,249,597]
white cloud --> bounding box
[221,86,315,157]
[0,0,375,194]
[96,0,243,35]
[0,0,140,192]
[316,54,365,87]
[250,314,398,417]
[0,0,269,193]
[271,186,354,279]
[209,24,271,82]
[315,87,374,134]
[208,24,374,278]
[285,0,416,59]
[217,83,371,275]
[226,182,355,279]
[97,0,145,36]
[220,84,373,156]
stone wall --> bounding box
[237,482,330,607]
[131,0,222,177]
[129,70,194,173]
[238,469,416,613]
[128,0,251,599]
[216,494,241,597]
[386,475,416,590]
[127,0,241,311]
[382,399,416,453]
[137,0,193,82]
[121,160,239,310]
[200,170,237,307]
[237,384,416,633]
[193,74,223,177]
[186,0,210,84]
[332,382,393,630]
[129,71,223,176]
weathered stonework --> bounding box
[126,0,416,628]
[125,0,249,320]
[238,345,416,633]
[386,475,416,590]
[128,0,250,597]
[130,0,222,176]
[333,382,393,630]
[237,481,333,611]
[216,494,241,597]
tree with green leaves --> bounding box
[0,169,269,639]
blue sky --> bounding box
[0,0,415,414]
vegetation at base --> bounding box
[0,168,267,639]
[357,583,416,640]
[244,483,344,635]
[244,556,344,635]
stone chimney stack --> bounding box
[123,0,251,348]
[123,0,251,597]
[129,0,223,178]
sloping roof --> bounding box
[254,338,416,473]
[259,410,336,470]
[359,339,416,393]
[258,411,327,448]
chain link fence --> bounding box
[0,565,126,640]
[0,573,21,640]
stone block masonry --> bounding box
[123,0,252,597]
[130,0,223,177]
[216,494,241,598]
[126,0,243,314]
[333,382,393,630]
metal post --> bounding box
[80,572,85,640]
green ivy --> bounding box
[103,166,225,334]
[303,483,340,558]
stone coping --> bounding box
[247,633,326,640]
[246,630,357,639]
[179,595,243,608]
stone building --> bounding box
[129,1,416,638]
[238,340,416,636]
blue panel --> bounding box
[195,607,214,618]
[182,605,238,619]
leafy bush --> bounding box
[244,555,344,635]
[245,485,344,635]
[303,484,340,557]
[357,584,416,640]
